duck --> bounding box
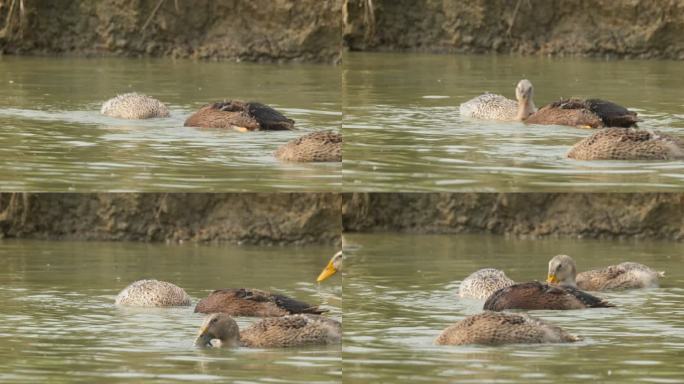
[525,98,639,128]
[194,313,341,348]
[547,254,664,291]
[274,131,342,162]
[435,311,580,345]
[458,268,515,300]
[101,93,170,119]
[567,128,684,160]
[184,100,294,131]
[194,288,325,317]
[317,251,343,283]
[459,79,537,121]
[483,281,614,311]
[115,279,191,307]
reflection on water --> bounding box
[342,233,684,383]
[0,240,341,383]
[0,56,340,192]
[343,52,684,191]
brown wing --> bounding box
[525,101,604,128]
[584,99,638,128]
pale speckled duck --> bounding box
[274,131,342,162]
[194,313,341,348]
[483,281,614,311]
[525,98,638,129]
[317,251,343,283]
[115,279,191,307]
[460,79,537,121]
[435,311,580,345]
[101,93,170,119]
[458,268,515,300]
[547,254,664,291]
[194,288,325,317]
[184,100,294,131]
[567,128,684,160]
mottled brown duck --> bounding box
[525,98,638,128]
[435,311,580,345]
[547,254,664,291]
[115,279,191,307]
[459,79,537,121]
[567,128,684,160]
[101,93,169,119]
[458,268,515,300]
[184,100,294,131]
[194,288,325,317]
[194,313,341,348]
[274,131,342,162]
[483,281,614,311]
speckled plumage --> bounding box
[483,281,614,311]
[567,128,684,160]
[458,268,515,300]
[435,311,580,345]
[184,100,294,130]
[577,262,664,291]
[194,288,325,317]
[195,313,341,348]
[241,314,341,348]
[460,93,519,120]
[115,279,191,307]
[101,93,170,119]
[274,131,342,162]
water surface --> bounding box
[343,52,684,191]
[342,233,684,383]
[0,240,341,383]
[0,56,340,192]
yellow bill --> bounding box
[317,259,338,282]
[546,274,558,284]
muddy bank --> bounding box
[0,193,341,245]
[344,0,684,60]
[343,193,684,241]
[0,0,342,63]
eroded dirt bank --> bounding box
[344,0,684,59]
[0,193,341,245]
[343,193,684,241]
[0,0,342,63]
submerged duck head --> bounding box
[195,313,241,348]
[547,254,578,287]
[317,251,343,283]
[515,79,537,120]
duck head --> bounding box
[194,313,241,348]
[317,251,343,283]
[515,79,537,120]
[547,254,578,287]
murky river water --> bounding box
[343,52,684,191]
[0,56,340,192]
[0,240,341,383]
[342,233,684,383]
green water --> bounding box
[0,240,341,383]
[343,52,684,191]
[342,233,684,383]
[0,56,341,192]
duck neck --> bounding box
[516,97,536,121]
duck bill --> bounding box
[194,327,211,347]
[546,274,558,284]
[317,260,338,282]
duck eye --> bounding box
[211,317,218,324]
